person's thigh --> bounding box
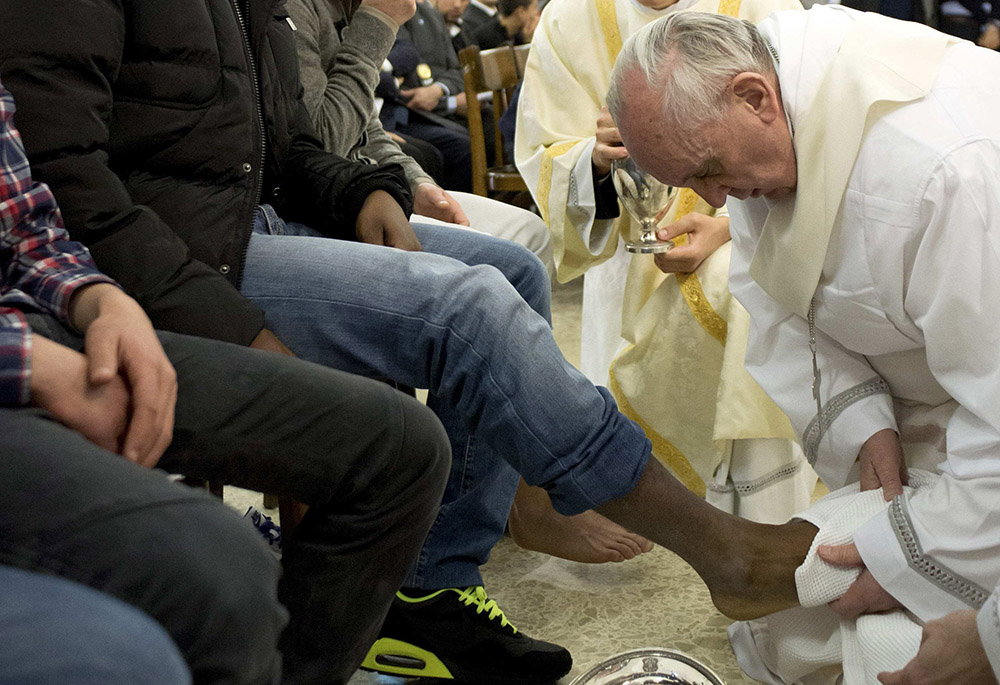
[0,565,190,685]
[156,330,440,504]
[413,221,551,321]
[241,221,548,377]
[0,409,285,685]
[437,192,554,276]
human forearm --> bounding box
[357,117,433,190]
[0,310,32,405]
[727,210,896,486]
[282,120,413,238]
[289,0,399,155]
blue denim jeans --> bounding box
[0,565,190,685]
[242,206,651,588]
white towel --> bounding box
[730,470,937,684]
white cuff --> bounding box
[814,393,897,489]
[856,505,978,622]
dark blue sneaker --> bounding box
[243,505,281,556]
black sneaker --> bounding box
[361,585,572,684]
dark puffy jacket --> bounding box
[0,0,412,344]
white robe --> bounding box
[516,0,814,522]
[730,5,1000,624]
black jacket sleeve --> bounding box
[273,58,414,238]
[0,0,266,345]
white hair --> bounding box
[607,11,774,134]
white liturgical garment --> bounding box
[729,5,1000,622]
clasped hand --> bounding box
[30,283,177,468]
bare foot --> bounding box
[509,482,654,563]
[703,519,818,620]
[595,458,818,621]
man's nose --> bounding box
[699,184,728,208]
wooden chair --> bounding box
[187,480,305,536]
[513,44,530,79]
[459,44,528,196]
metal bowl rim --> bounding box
[568,647,725,685]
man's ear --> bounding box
[730,72,779,124]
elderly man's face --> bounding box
[616,71,796,209]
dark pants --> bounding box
[0,317,450,685]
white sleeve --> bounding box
[514,9,620,282]
[727,199,897,489]
[854,141,1000,621]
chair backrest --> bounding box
[459,44,523,195]
[513,44,530,79]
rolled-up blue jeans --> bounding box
[242,205,651,588]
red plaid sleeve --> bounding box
[1,80,117,405]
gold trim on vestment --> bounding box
[595,0,623,67]
[718,0,743,16]
[537,141,578,225]
[609,356,707,497]
[666,190,728,345]
[605,0,739,495]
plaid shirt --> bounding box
[0,81,116,405]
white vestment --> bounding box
[729,1,1000,639]
[516,0,814,522]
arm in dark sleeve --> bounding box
[593,165,621,220]
[280,99,414,239]
[0,0,266,345]
[433,37,465,98]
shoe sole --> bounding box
[361,637,568,684]
[361,637,456,679]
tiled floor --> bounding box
[227,276,759,684]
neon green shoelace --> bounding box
[396,586,519,633]
[456,586,517,633]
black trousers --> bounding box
[0,316,450,685]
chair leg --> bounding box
[279,497,308,537]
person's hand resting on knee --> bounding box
[356,189,423,251]
[30,283,177,467]
[413,183,470,226]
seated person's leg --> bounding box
[396,131,446,184]
[0,406,285,685]
[241,215,816,656]
[412,220,551,321]
[18,314,451,685]
[152,330,451,685]
[509,480,653,563]
[0,564,190,685]
[419,192,555,277]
